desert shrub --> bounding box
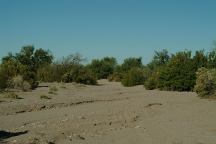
[8,75,32,92]
[0,46,53,90]
[147,49,170,70]
[22,81,31,92]
[0,66,8,90]
[194,68,216,97]
[87,57,117,79]
[62,66,97,85]
[0,59,26,90]
[59,83,67,89]
[144,76,158,90]
[10,75,23,89]
[157,51,196,91]
[121,57,143,72]
[40,95,51,99]
[108,72,123,82]
[49,86,58,94]
[4,92,20,99]
[22,70,38,89]
[121,68,145,87]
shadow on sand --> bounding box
[0,130,28,142]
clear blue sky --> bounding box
[0,0,216,64]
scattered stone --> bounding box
[77,135,85,140]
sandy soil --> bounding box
[0,80,216,144]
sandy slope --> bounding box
[0,80,216,144]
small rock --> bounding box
[135,125,141,129]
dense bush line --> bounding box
[1,45,216,97]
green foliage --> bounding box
[144,75,158,90]
[121,57,143,72]
[158,51,196,91]
[108,72,123,82]
[148,49,170,70]
[88,57,117,79]
[62,66,97,85]
[0,59,26,90]
[121,68,145,87]
[192,50,208,69]
[37,54,85,82]
[194,68,216,97]
[34,48,53,69]
[0,46,53,90]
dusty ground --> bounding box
[0,80,216,144]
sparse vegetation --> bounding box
[40,95,51,99]
[4,92,21,99]
[49,86,58,94]
[62,65,97,85]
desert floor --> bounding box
[0,80,216,144]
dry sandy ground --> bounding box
[0,80,216,144]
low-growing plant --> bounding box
[4,92,21,99]
[59,83,67,89]
[40,95,51,99]
[22,81,31,92]
[8,75,31,92]
[49,86,58,94]
[144,76,158,90]
[108,72,123,82]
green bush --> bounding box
[144,76,158,90]
[194,68,216,97]
[121,68,145,87]
[87,57,117,79]
[121,57,143,72]
[157,51,196,91]
[62,66,97,85]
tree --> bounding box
[34,48,53,69]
